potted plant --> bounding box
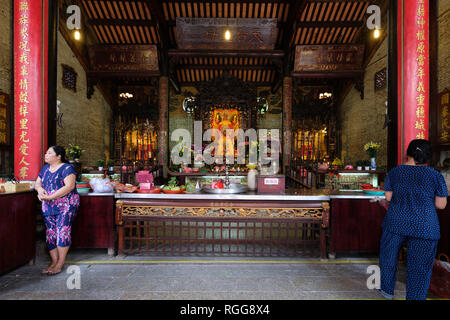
[107,159,115,172]
[97,159,105,171]
[364,142,381,170]
[67,144,84,162]
[356,160,364,171]
[363,160,371,171]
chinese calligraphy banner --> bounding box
[176,18,277,50]
[88,45,159,72]
[397,0,429,164]
[293,45,364,72]
[0,92,10,145]
[14,0,47,180]
[438,90,450,143]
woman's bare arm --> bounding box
[41,174,76,201]
[384,191,393,202]
[435,196,447,210]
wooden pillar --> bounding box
[397,0,430,164]
[282,76,292,172]
[13,0,49,180]
[158,76,169,178]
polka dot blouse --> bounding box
[383,165,448,240]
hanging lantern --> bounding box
[182,96,196,114]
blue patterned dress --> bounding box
[379,165,448,300]
[38,163,80,249]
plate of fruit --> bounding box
[162,177,185,194]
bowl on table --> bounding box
[76,187,90,194]
[76,182,89,188]
[363,189,385,196]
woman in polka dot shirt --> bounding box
[377,139,448,300]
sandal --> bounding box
[47,269,62,276]
[41,268,50,275]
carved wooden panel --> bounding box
[61,64,77,92]
[374,68,387,90]
[0,92,10,145]
[438,89,450,143]
[294,45,364,72]
[88,45,159,72]
[177,18,277,50]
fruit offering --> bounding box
[163,177,181,191]
[212,179,224,189]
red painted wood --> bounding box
[0,192,37,275]
[71,196,115,249]
[331,199,386,254]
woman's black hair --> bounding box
[51,145,68,163]
[406,139,432,165]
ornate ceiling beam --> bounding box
[291,70,364,79]
[168,49,285,58]
[175,65,277,71]
[147,0,171,76]
[87,18,362,30]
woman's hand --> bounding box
[40,193,55,201]
[37,187,48,201]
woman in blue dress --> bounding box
[35,146,80,275]
[378,139,447,300]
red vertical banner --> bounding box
[14,0,47,180]
[397,0,429,164]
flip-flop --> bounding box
[47,269,62,276]
[41,269,50,275]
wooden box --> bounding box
[256,175,285,194]
[0,182,31,193]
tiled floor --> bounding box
[0,245,442,300]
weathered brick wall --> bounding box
[339,38,388,168]
[438,0,450,93]
[56,31,113,166]
[0,0,11,94]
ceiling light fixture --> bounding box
[119,92,134,99]
[224,30,231,41]
[373,28,380,39]
[74,30,81,41]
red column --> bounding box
[397,0,429,164]
[13,0,49,180]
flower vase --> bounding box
[370,157,376,170]
[247,164,258,191]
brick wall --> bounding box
[56,31,113,166]
[0,0,11,94]
[339,38,389,168]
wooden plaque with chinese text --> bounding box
[177,18,277,50]
[0,92,10,146]
[294,45,364,72]
[438,89,450,143]
[88,45,159,72]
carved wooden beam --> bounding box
[291,71,364,79]
[147,0,171,76]
[281,0,308,74]
[175,64,277,71]
[168,49,285,58]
